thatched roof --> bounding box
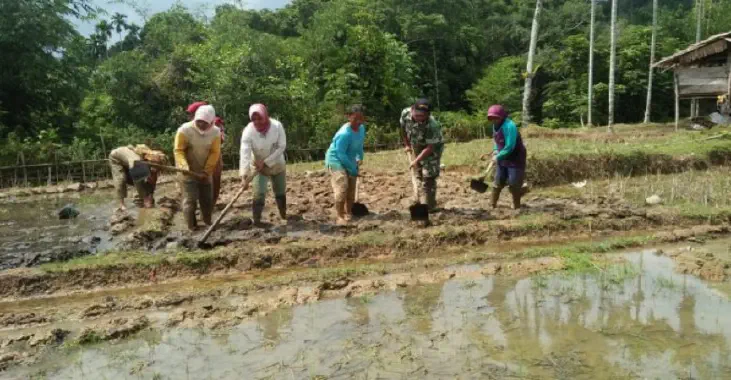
[654,31,731,69]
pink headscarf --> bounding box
[487,105,508,120]
[249,104,271,134]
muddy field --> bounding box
[0,169,660,269]
[2,244,731,379]
[2,151,731,378]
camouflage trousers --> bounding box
[110,160,152,206]
[415,158,439,209]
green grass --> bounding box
[75,330,103,345]
[287,124,731,175]
[40,250,216,273]
[655,276,677,290]
[36,233,659,276]
[517,236,654,260]
[559,251,600,273]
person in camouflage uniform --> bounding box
[109,144,167,211]
[400,98,444,210]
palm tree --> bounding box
[608,0,618,133]
[522,0,543,126]
[93,20,114,59]
[643,0,658,124]
[587,0,596,127]
[96,20,113,42]
[111,13,128,42]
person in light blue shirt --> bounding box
[325,105,366,225]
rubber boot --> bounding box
[509,186,522,210]
[491,186,503,209]
[252,199,265,225]
[424,177,438,211]
[275,195,287,221]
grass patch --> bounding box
[287,124,731,187]
[559,251,599,273]
[535,167,731,222]
[655,276,677,290]
[41,251,164,272]
[75,330,103,346]
[40,249,224,273]
[604,264,640,284]
[518,236,654,260]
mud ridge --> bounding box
[0,224,726,300]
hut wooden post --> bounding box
[727,49,731,98]
[47,166,52,186]
[674,72,680,131]
[54,152,59,184]
[20,151,28,187]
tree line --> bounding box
[1,0,728,166]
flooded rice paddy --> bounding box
[8,249,731,379]
[0,192,119,270]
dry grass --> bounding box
[286,124,731,186]
[535,167,731,217]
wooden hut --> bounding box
[654,31,731,127]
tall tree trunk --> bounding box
[522,0,543,126]
[588,0,596,127]
[608,0,618,133]
[643,0,658,124]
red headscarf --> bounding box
[214,117,225,143]
[187,101,208,119]
[249,104,271,135]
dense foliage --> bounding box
[1,0,729,165]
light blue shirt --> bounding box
[325,123,366,176]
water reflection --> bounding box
[11,251,731,379]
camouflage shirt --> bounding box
[400,107,444,178]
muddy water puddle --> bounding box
[6,249,731,379]
[0,192,121,269]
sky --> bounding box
[77,0,291,37]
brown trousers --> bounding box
[330,170,357,218]
[181,179,214,228]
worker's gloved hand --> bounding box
[254,160,265,172]
[196,173,209,183]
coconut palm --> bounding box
[112,13,128,42]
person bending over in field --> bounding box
[109,145,167,211]
[325,105,366,225]
[485,105,527,210]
